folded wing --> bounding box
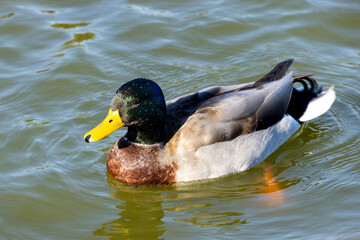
[167,71,294,155]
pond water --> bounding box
[0,0,359,239]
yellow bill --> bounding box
[84,108,125,143]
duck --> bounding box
[84,59,336,184]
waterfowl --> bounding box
[84,59,335,184]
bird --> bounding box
[84,59,335,184]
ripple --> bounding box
[0,12,14,18]
[61,32,97,50]
[173,211,248,227]
[40,10,57,14]
[51,22,91,29]
[127,4,175,17]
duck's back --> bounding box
[166,71,294,154]
[163,60,295,143]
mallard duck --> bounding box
[84,59,335,184]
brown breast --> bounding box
[107,139,177,184]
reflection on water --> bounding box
[23,118,51,127]
[94,177,168,239]
[261,164,284,208]
[173,211,247,227]
[94,159,302,238]
[93,196,165,239]
[41,10,56,14]
[1,13,14,19]
[51,53,65,58]
[51,22,91,29]
[62,32,97,50]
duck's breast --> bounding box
[107,140,177,184]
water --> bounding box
[1,0,359,239]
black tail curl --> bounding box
[287,75,323,121]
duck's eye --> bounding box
[132,98,141,105]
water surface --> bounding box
[1,0,359,239]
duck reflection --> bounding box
[93,173,252,238]
[93,176,171,239]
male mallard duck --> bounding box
[84,59,335,184]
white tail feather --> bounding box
[299,86,336,122]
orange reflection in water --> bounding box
[262,164,284,208]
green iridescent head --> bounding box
[84,78,166,144]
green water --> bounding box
[1,0,359,239]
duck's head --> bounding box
[84,78,166,144]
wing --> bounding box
[166,72,294,155]
[163,82,253,142]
